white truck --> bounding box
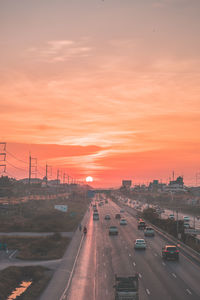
[114,275,139,300]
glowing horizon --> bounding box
[1,0,200,187]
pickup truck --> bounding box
[114,275,139,300]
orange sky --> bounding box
[0,0,200,187]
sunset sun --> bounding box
[86,176,93,183]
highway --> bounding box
[64,198,200,300]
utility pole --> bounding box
[29,154,31,185]
[28,154,37,185]
[176,210,179,238]
[0,142,6,173]
[57,169,60,185]
[63,172,66,184]
[46,163,48,181]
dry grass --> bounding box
[0,266,52,300]
[1,233,70,260]
[0,191,90,232]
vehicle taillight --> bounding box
[175,250,179,253]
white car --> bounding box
[120,218,127,225]
[134,239,146,250]
[169,214,175,220]
[144,227,155,237]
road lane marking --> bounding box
[186,289,192,295]
[162,262,166,266]
[103,262,106,266]
[138,273,142,278]
[172,273,177,278]
[146,289,150,295]
[9,250,17,259]
[105,274,107,278]
[154,253,158,256]
[133,262,136,267]
[129,253,131,256]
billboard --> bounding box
[54,205,68,213]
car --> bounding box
[144,227,155,237]
[109,226,118,235]
[134,239,146,250]
[184,223,190,228]
[105,214,111,220]
[162,245,179,260]
[183,216,190,222]
[120,209,125,213]
[115,214,121,219]
[93,208,98,213]
[120,218,127,225]
[138,219,146,229]
[169,214,175,220]
[93,212,99,220]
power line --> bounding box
[6,161,27,172]
[7,150,28,165]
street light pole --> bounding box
[176,210,179,238]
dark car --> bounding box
[115,214,121,219]
[138,219,146,230]
[162,245,179,261]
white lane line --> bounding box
[129,253,131,257]
[105,274,107,278]
[146,288,150,295]
[154,253,158,256]
[186,289,192,295]
[103,262,106,266]
[59,235,85,300]
[138,273,142,278]
[162,262,166,266]
[9,250,17,259]
[133,262,136,267]
[172,273,177,278]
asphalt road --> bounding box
[65,199,200,300]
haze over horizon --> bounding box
[1,0,200,187]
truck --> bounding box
[114,275,139,300]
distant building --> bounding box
[167,176,185,191]
[169,176,184,187]
[148,180,166,192]
[122,180,132,189]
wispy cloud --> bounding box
[28,39,92,62]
